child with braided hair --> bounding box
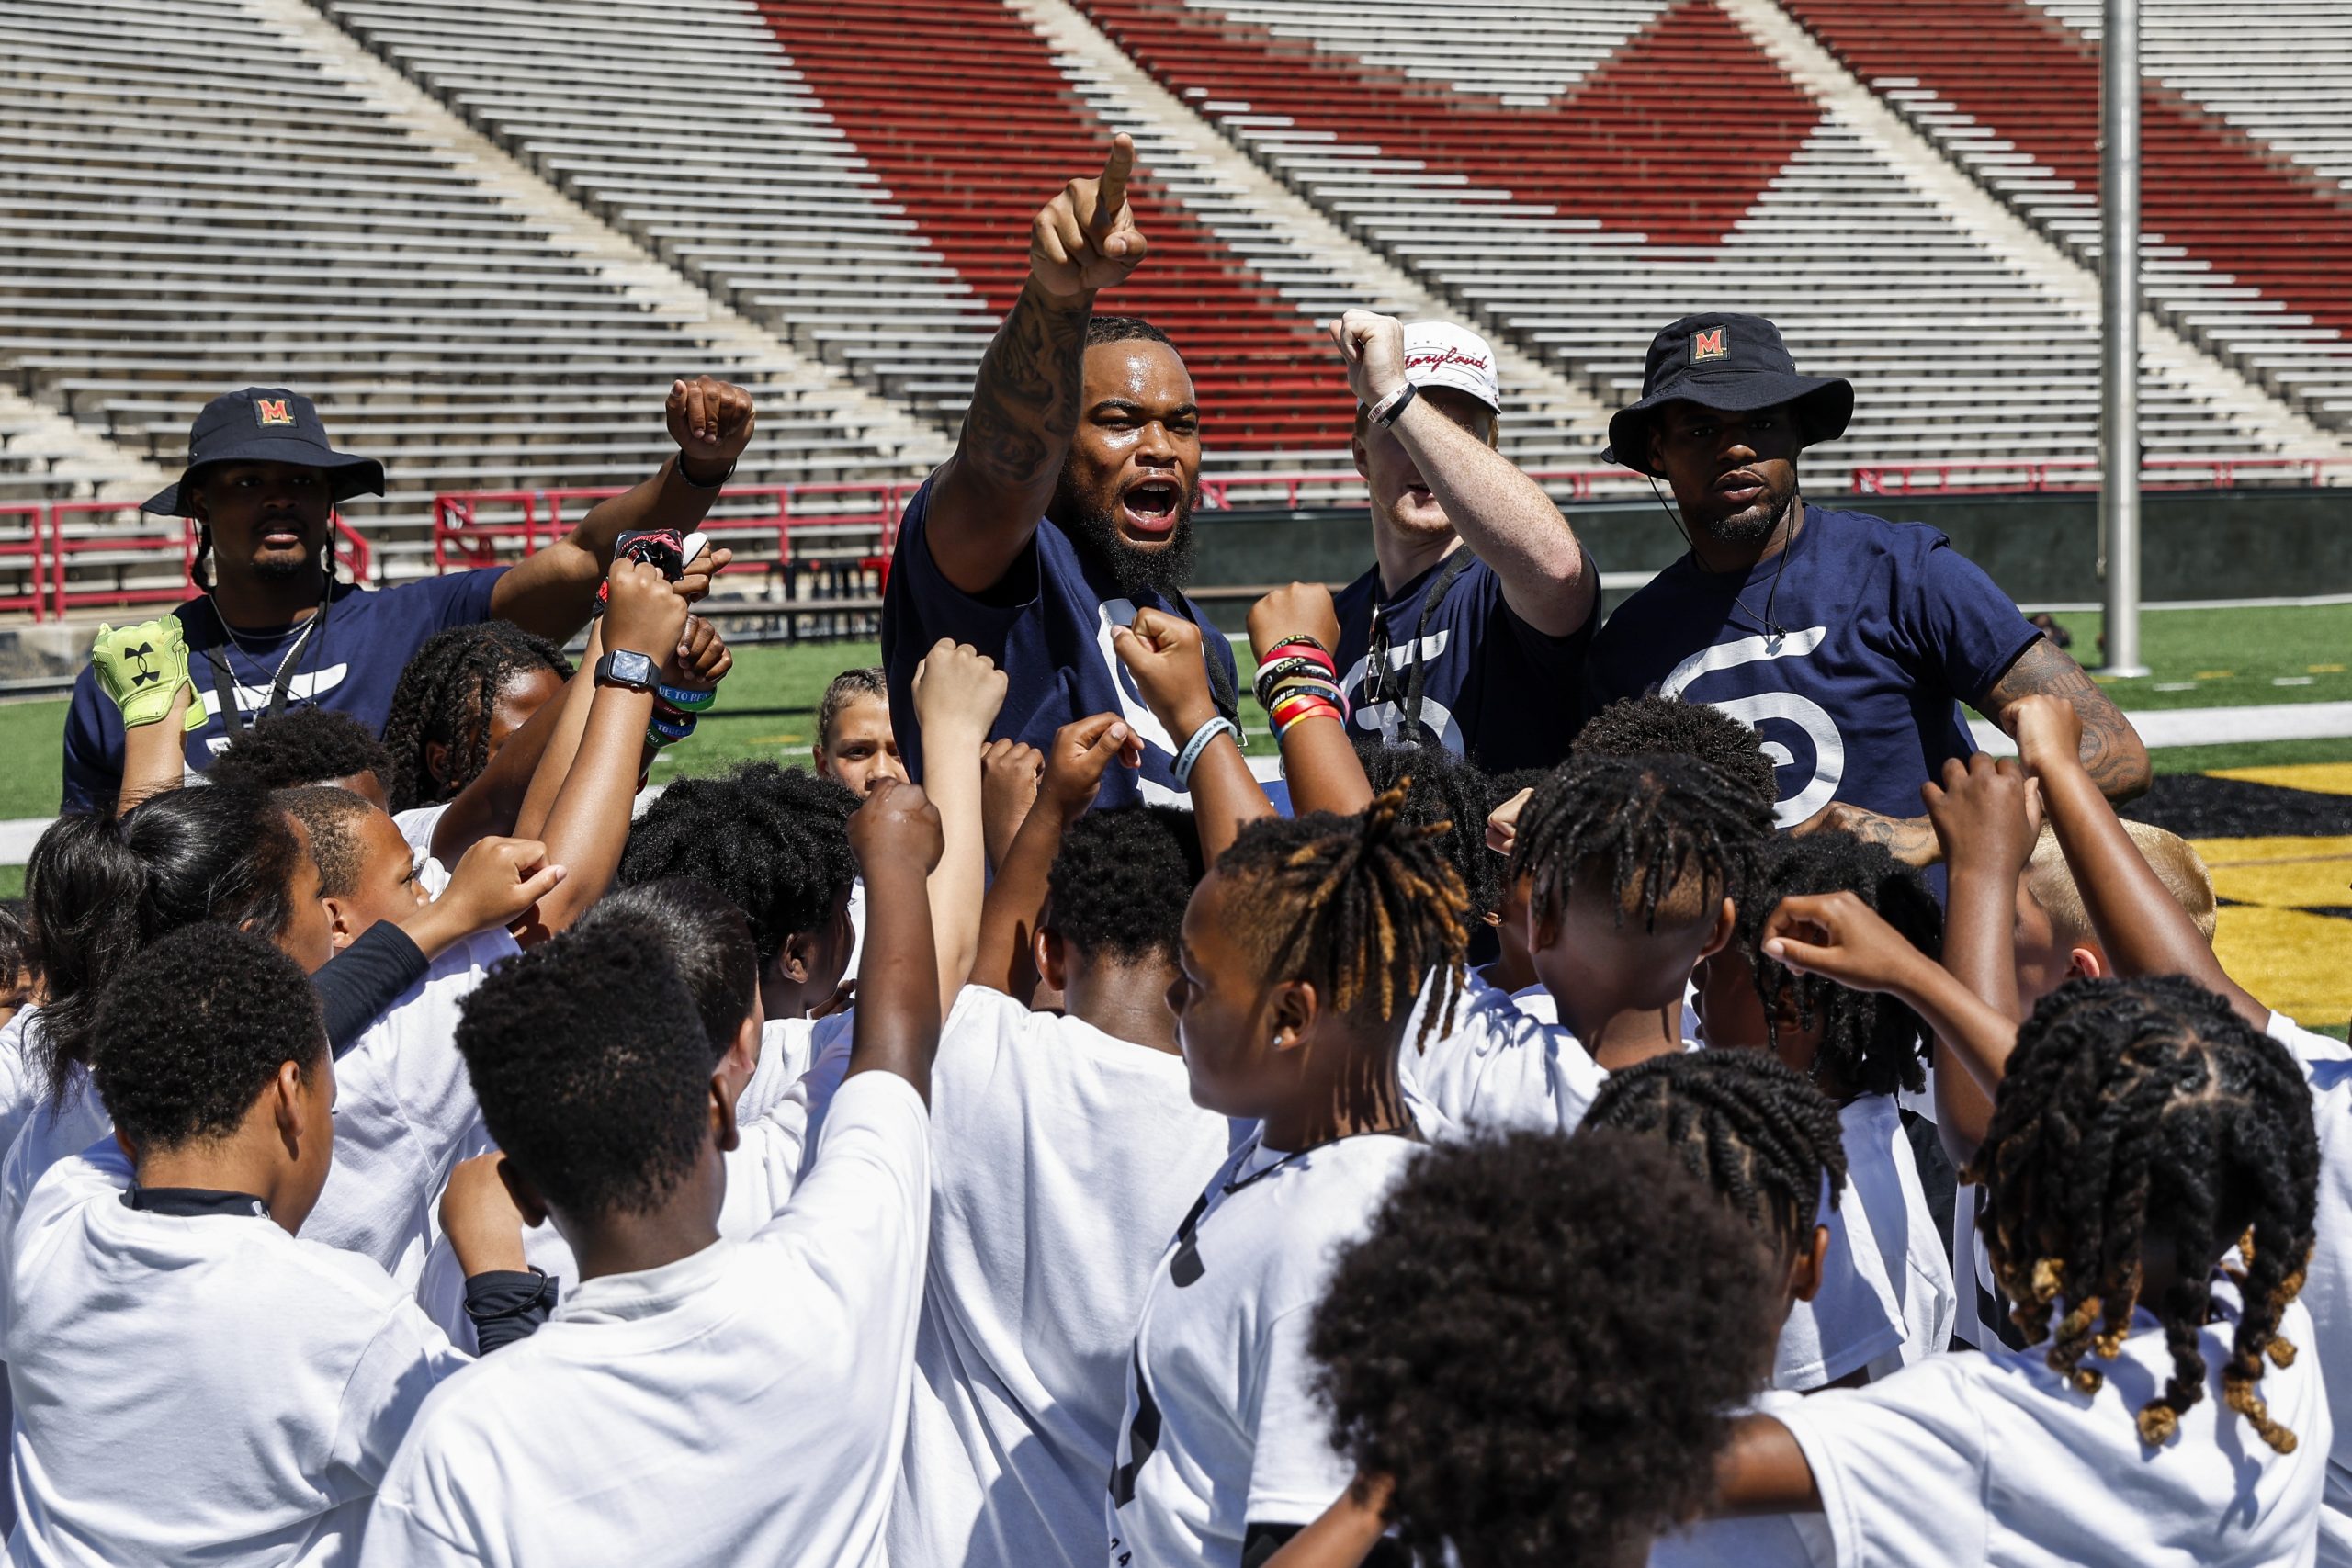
[1986,694,2352,1561]
[1712,888,2328,1563]
[1399,750,1769,1141]
[1694,828,1956,1389]
[1108,787,1471,1568]
[379,620,572,818]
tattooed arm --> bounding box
[1795,635,2150,864]
[1982,636,2151,805]
[924,136,1148,596]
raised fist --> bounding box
[666,377,755,485]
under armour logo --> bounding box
[126,643,160,686]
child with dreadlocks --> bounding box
[891,713,1235,1568]
[1985,694,2352,1561]
[1395,750,1768,1139]
[1108,786,1471,1568]
[1695,829,1956,1387]
[1719,882,2328,1564]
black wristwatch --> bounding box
[594,649,659,693]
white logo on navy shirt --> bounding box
[1660,627,1842,827]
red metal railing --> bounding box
[0,505,44,622]
[1850,457,2352,495]
[40,504,370,618]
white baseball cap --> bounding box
[1401,321,1501,414]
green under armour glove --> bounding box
[92,618,204,732]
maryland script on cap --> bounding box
[1405,343,1491,377]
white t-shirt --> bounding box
[0,1006,46,1170]
[9,1143,467,1567]
[892,987,1236,1568]
[1838,1093,1956,1372]
[304,928,518,1285]
[361,1072,931,1568]
[0,1067,110,1357]
[2270,1012,2352,1566]
[1400,970,1607,1135]
[1649,1390,1831,1567]
[1773,1163,1905,1393]
[1776,1286,2330,1567]
[1110,1130,1419,1568]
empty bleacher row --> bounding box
[0,0,935,600]
[316,0,1362,460]
[1073,0,2309,474]
[1783,0,2352,428]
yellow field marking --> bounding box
[2207,763,2352,798]
[749,734,806,745]
[2188,834,2352,867]
[2212,905,2352,1028]
[2195,670,2235,680]
[2312,663,2347,674]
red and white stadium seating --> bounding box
[1784,0,2352,429]
[1071,0,2319,473]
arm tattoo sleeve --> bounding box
[1984,637,2153,803]
[958,281,1085,493]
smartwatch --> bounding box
[594,649,659,693]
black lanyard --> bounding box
[1363,548,1474,738]
[202,581,332,734]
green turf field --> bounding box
[5,599,2349,818]
[11,599,2352,818]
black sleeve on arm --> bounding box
[462,1268,557,1353]
[313,922,430,1055]
[1241,1522,1413,1568]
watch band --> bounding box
[594,649,658,693]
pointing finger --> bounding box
[1096,133,1134,227]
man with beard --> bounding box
[881,135,1238,807]
[1327,311,1597,773]
[1585,314,2146,858]
[60,378,752,812]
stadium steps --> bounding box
[1070,0,2319,476]
[0,0,944,592]
[1778,0,2352,434]
[1012,0,1616,474]
[1729,0,2350,463]
[257,0,949,475]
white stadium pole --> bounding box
[2099,0,2149,676]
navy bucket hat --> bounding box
[141,388,386,517]
[1602,314,1853,479]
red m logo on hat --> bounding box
[254,399,294,426]
[1690,328,1727,363]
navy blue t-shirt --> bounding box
[1583,506,2041,826]
[61,568,508,814]
[881,478,1238,808]
[1332,547,1596,776]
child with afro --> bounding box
[6,923,532,1565]
[361,777,952,1566]
[893,712,1235,1568]
[1717,876,2328,1564]
[1693,828,1957,1388]
[1262,1129,1786,1568]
